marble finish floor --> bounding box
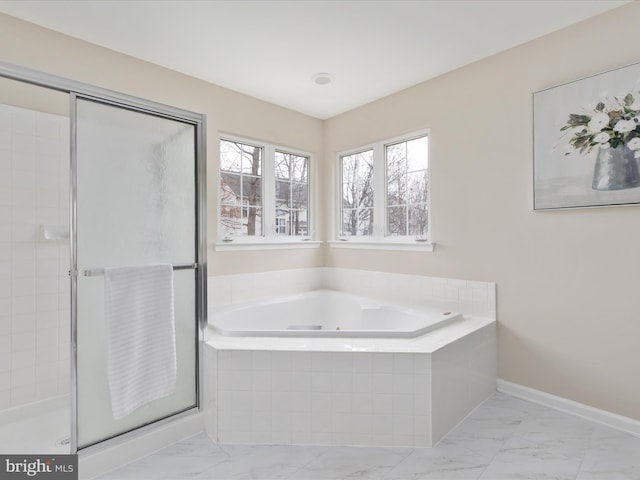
[96,393,640,480]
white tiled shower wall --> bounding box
[208,267,496,318]
[0,104,70,410]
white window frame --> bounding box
[331,129,434,251]
[216,134,319,251]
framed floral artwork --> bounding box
[533,61,640,210]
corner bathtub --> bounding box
[209,290,462,338]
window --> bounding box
[337,131,430,247]
[220,139,263,237]
[386,136,429,237]
[219,135,313,247]
[340,150,374,236]
[275,151,309,237]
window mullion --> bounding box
[373,142,386,239]
[263,143,276,239]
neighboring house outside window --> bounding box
[219,136,312,245]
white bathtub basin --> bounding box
[209,290,462,338]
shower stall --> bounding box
[0,62,206,458]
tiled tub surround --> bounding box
[206,267,496,448]
[208,267,496,319]
[0,104,70,410]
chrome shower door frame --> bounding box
[0,61,207,455]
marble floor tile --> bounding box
[383,444,490,479]
[194,445,327,479]
[478,436,585,480]
[576,426,640,480]
[95,393,640,480]
[291,446,412,480]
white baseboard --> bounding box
[497,378,640,438]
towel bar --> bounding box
[80,263,198,277]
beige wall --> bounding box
[2,2,640,421]
[0,12,324,276]
[324,2,640,420]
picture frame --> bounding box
[533,61,640,210]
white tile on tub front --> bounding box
[272,391,293,413]
[271,351,292,371]
[372,373,394,394]
[312,412,332,434]
[392,374,414,394]
[392,353,413,374]
[290,391,312,413]
[353,352,373,372]
[251,350,272,371]
[311,392,331,413]
[251,391,272,413]
[392,394,414,415]
[372,394,394,415]
[329,352,353,372]
[331,371,352,393]
[373,353,394,374]
[351,392,373,414]
[352,372,373,393]
[331,393,352,414]
[251,369,272,392]
[230,391,252,413]
[230,350,252,371]
[412,353,430,375]
[311,352,333,373]
[292,351,312,373]
[271,370,293,392]
[311,372,333,395]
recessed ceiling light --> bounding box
[312,73,334,86]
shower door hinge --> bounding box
[68,270,78,277]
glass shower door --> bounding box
[73,97,198,450]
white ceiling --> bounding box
[0,0,630,119]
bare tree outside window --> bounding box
[275,151,309,236]
[220,139,262,237]
[386,136,428,236]
[341,150,374,236]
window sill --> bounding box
[327,240,435,252]
[214,240,322,252]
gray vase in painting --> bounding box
[592,144,640,191]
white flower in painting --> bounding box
[588,112,610,132]
[600,142,611,150]
[614,119,636,133]
[593,132,610,143]
[628,138,640,150]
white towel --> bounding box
[104,264,177,419]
